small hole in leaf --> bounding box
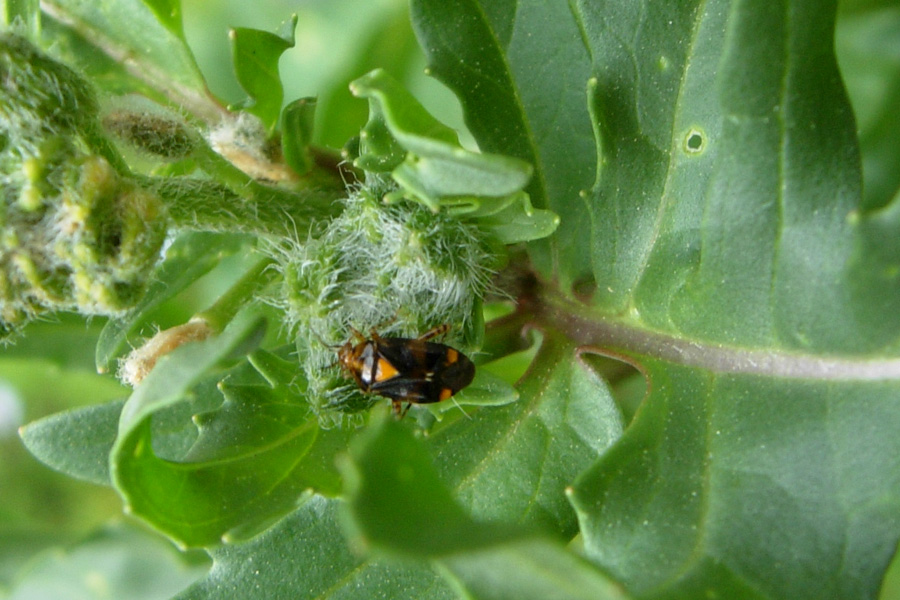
[683,129,705,154]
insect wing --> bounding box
[369,338,474,404]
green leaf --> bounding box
[19,399,123,486]
[313,4,422,150]
[438,539,630,600]
[350,69,540,212]
[39,0,215,120]
[478,192,561,244]
[428,331,623,534]
[141,0,185,40]
[280,97,316,175]
[229,15,297,132]
[341,419,629,600]
[110,315,350,548]
[95,233,249,373]
[175,495,458,600]
[410,0,596,288]
[569,360,900,600]
[442,368,518,410]
[342,417,503,554]
[2,0,39,37]
[5,522,207,600]
[836,5,900,210]
[568,0,900,353]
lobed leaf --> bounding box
[350,68,557,243]
[410,3,900,599]
[410,0,596,288]
[569,359,900,600]
[341,418,630,600]
[836,5,900,211]
[175,495,457,600]
[427,330,623,535]
[19,399,124,486]
[280,97,316,175]
[39,0,215,120]
[141,0,185,41]
[570,0,900,353]
[110,315,350,548]
[5,522,207,600]
[229,15,297,132]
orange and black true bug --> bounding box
[336,324,475,417]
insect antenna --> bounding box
[449,397,472,420]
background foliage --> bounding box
[2,0,900,599]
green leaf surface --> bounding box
[229,15,296,132]
[95,232,248,373]
[39,0,214,120]
[836,5,900,210]
[478,192,561,244]
[442,367,518,409]
[569,359,900,600]
[427,330,623,534]
[438,539,629,600]
[141,0,184,41]
[313,4,422,150]
[343,417,504,555]
[175,495,458,600]
[280,96,316,175]
[341,419,629,600]
[19,399,123,486]
[528,1,900,596]
[2,0,39,36]
[350,69,542,214]
[110,315,350,548]
[6,522,207,600]
[568,0,900,353]
[410,0,596,288]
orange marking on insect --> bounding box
[439,387,453,401]
[375,357,400,382]
[445,348,459,364]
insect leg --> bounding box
[391,399,410,419]
[399,402,412,419]
[417,324,450,342]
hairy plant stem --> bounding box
[195,256,276,333]
[143,175,342,237]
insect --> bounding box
[336,324,475,418]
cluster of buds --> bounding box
[0,34,168,339]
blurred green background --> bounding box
[2,0,900,598]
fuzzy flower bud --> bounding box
[0,34,168,339]
[270,181,496,426]
[102,98,197,161]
